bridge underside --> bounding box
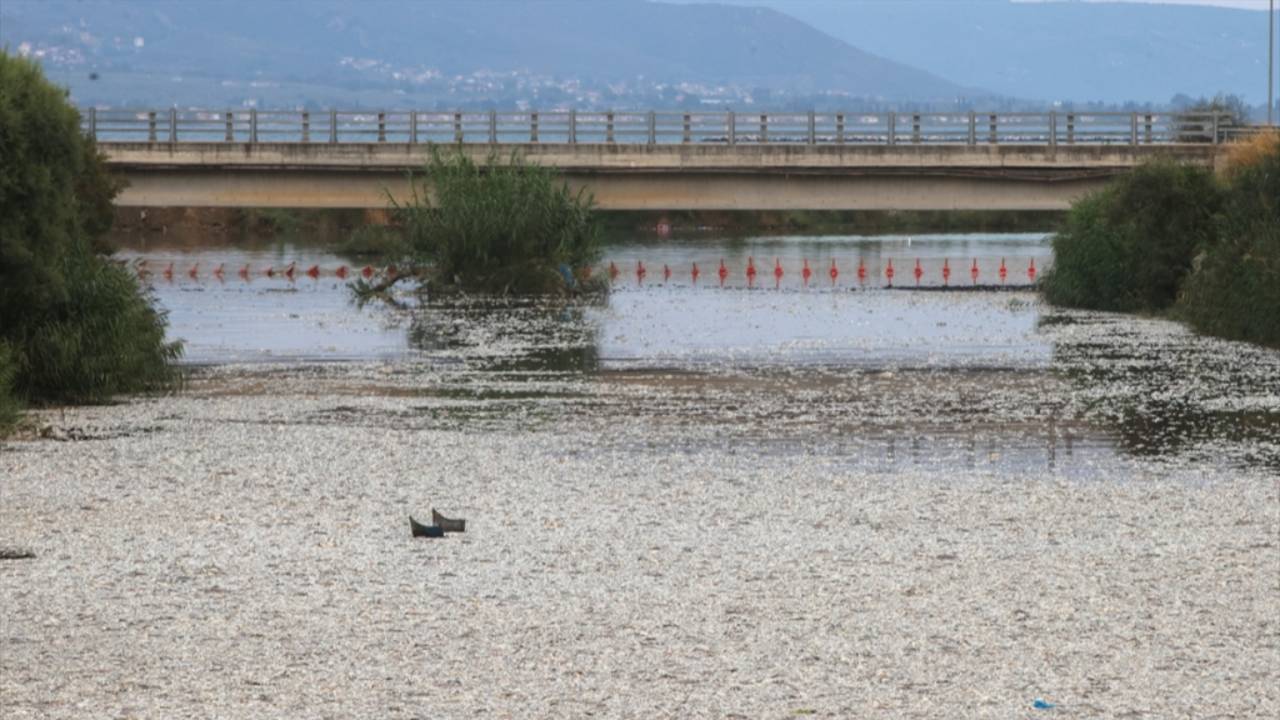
[104,141,1221,211]
[113,168,1112,211]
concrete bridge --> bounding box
[89,109,1231,211]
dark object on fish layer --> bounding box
[410,516,445,538]
[0,546,36,560]
[432,509,466,533]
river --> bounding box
[3,230,1277,717]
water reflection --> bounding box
[407,296,601,374]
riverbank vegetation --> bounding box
[1042,132,1280,347]
[391,149,603,294]
[0,53,181,434]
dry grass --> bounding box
[1222,130,1280,178]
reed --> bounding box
[393,148,603,294]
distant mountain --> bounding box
[750,0,1275,106]
[0,0,984,109]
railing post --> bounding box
[168,108,177,144]
[302,111,310,143]
[760,113,768,143]
[88,107,97,140]
[988,114,997,144]
[148,111,157,142]
[1067,114,1075,145]
[647,111,655,145]
[1143,113,1152,144]
[912,113,921,144]
[377,112,386,142]
[329,109,338,144]
[1212,112,1220,145]
[1130,113,1138,146]
[1048,111,1056,150]
[454,112,463,143]
[531,111,539,143]
[967,111,976,146]
[606,111,614,144]
[836,112,844,145]
[808,110,816,145]
[226,111,234,142]
[408,112,416,145]
[249,109,258,144]
[569,109,577,145]
[488,109,497,144]
[682,112,691,144]
[728,111,736,146]
[887,113,896,146]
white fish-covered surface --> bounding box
[3,236,1278,718]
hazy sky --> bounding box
[1052,0,1271,8]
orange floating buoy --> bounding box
[941,258,951,285]
[831,258,840,285]
[692,262,701,283]
[913,258,923,285]
[885,258,895,285]
[663,263,671,282]
[212,263,225,279]
[386,265,398,278]
[636,260,646,283]
[998,258,1007,284]
[1028,258,1037,282]
[856,258,866,283]
[970,258,979,284]
[284,262,296,280]
[361,265,374,279]
[265,265,275,278]
[306,264,320,279]
[335,265,349,279]
[802,259,812,286]
[746,256,757,286]
[187,263,199,280]
[238,264,250,279]
[608,261,619,281]
[773,258,783,280]
[718,259,728,286]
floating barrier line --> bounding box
[127,257,1045,289]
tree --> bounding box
[0,52,180,424]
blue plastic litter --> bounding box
[1033,699,1056,710]
[557,263,576,289]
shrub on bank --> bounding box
[0,52,180,421]
[1041,160,1223,312]
[1179,132,1280,348]
[394,149,602,294]
[0,343,19,432]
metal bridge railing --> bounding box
[82,108,1239,146]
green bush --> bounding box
[394,148,602,294]
[1041,160,1223,312]
[0,342,20,433]
[0,52,181,408]
[1179,136,1280,347]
